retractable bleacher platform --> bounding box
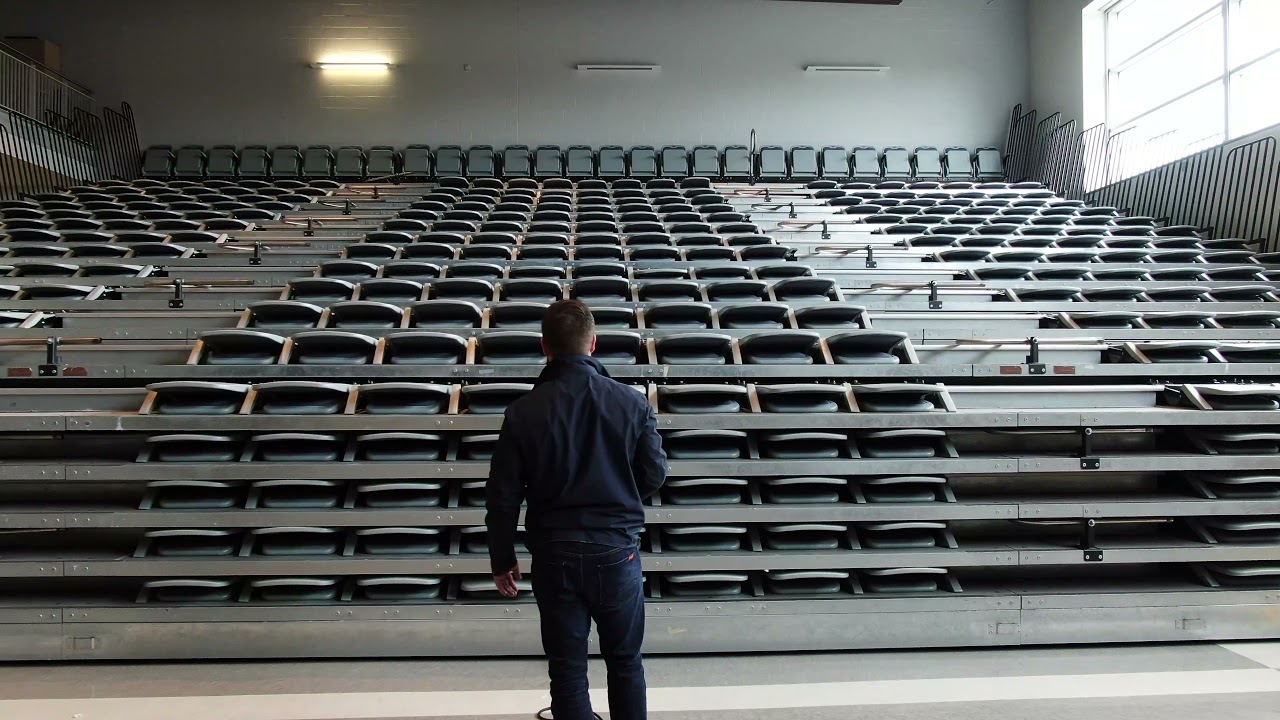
[0,153,1277,660]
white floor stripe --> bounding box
[1222,642,1280,670]
[1,669,1277,720]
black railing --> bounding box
[0,102,142,197]
[1005,105,1280,251]
[0,42,96,141]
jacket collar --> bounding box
[536,355,611,385]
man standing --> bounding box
[486,299,668,720]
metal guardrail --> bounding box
[0,42,142,196]
[0,43,95,134]
[1003,103,1280,253]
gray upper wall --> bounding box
[1028,0,1091,127]
[2,0,1030,150]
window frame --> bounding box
[1102,0,1280,140]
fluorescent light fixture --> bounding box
[575,64,661,72]
[804,65,889,73]
[312,61,394,71]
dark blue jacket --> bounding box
[485,355,668,575]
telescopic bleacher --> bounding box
[0,142,1277,661]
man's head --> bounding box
[541,299,596,359]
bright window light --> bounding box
[1099,0,1280,184]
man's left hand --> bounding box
[494,565,522,598]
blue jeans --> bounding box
[531,540,647,720]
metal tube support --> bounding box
[343,200,352,216]
[788,203,797,219]
[764,188,771,203]
[373,186,381,200]
[38,337,59,377]
[1080,427,1098,470]
[865,245,877,269]
[304,218,315,238]
[821,220,831,240]
[1026,336,1045,374]
[1082,519,1103,562]
[169,279,185,309]
[250,242,262,266]
[928,281,942,309]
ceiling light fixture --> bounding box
[311,61,394,71]
[575,64,661,72]
[804,65,890,73]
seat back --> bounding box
[334,146,366,178]
[723,145,751,178]
[501,145,531,177]
[142,146,174,178]
[790,146,819,180]
[598,146,626,177]
[238,146,270,177]
[302,146,334,177]
[534,146,564,177]
[565,146,594,177]
[366,146,399,176]
[270,146,302,177]
[882,147,912,178]
[944,146,972,179]
[691,146,721,177]
[660,146,689,177]
[975,147,1004,179]
[629,146,658,177]
[173,146,206,177]
[820,146,848,178]
[758,146,787,179]
[913,146,943,179]
[205,146,238,177]
[434,146,463,177]
[851,146,881,179]
[466,146,496,177]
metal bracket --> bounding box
[788,202,797,219]
[1081,519,1103,561]
[865,245,877,269]
[38,337,59,377]
[928,281,942,309]
[821,220,831,240]
[1079,427,1098,469]
[168,279,185,309]
[764,188,770,202]
[1026,336,1046,375]
[304,217,315,237]
[249,242,262,266]
[343,199,353,216]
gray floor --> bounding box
[0,643,1277,719]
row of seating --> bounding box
[240,300,851,331]
[1,230,239,245]
[142,380,951,416]
[142,144,1006,181]
[130,571,963,603]
[282,275,836,305]
[125,522,958,553]
[193,329,894,366]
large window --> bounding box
[1104,0,1280,173]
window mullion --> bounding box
[1223,0,1232,137]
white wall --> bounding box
[1,0,1030,150]
[1028,0,1099,127]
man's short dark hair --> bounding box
[542,299,596,357]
